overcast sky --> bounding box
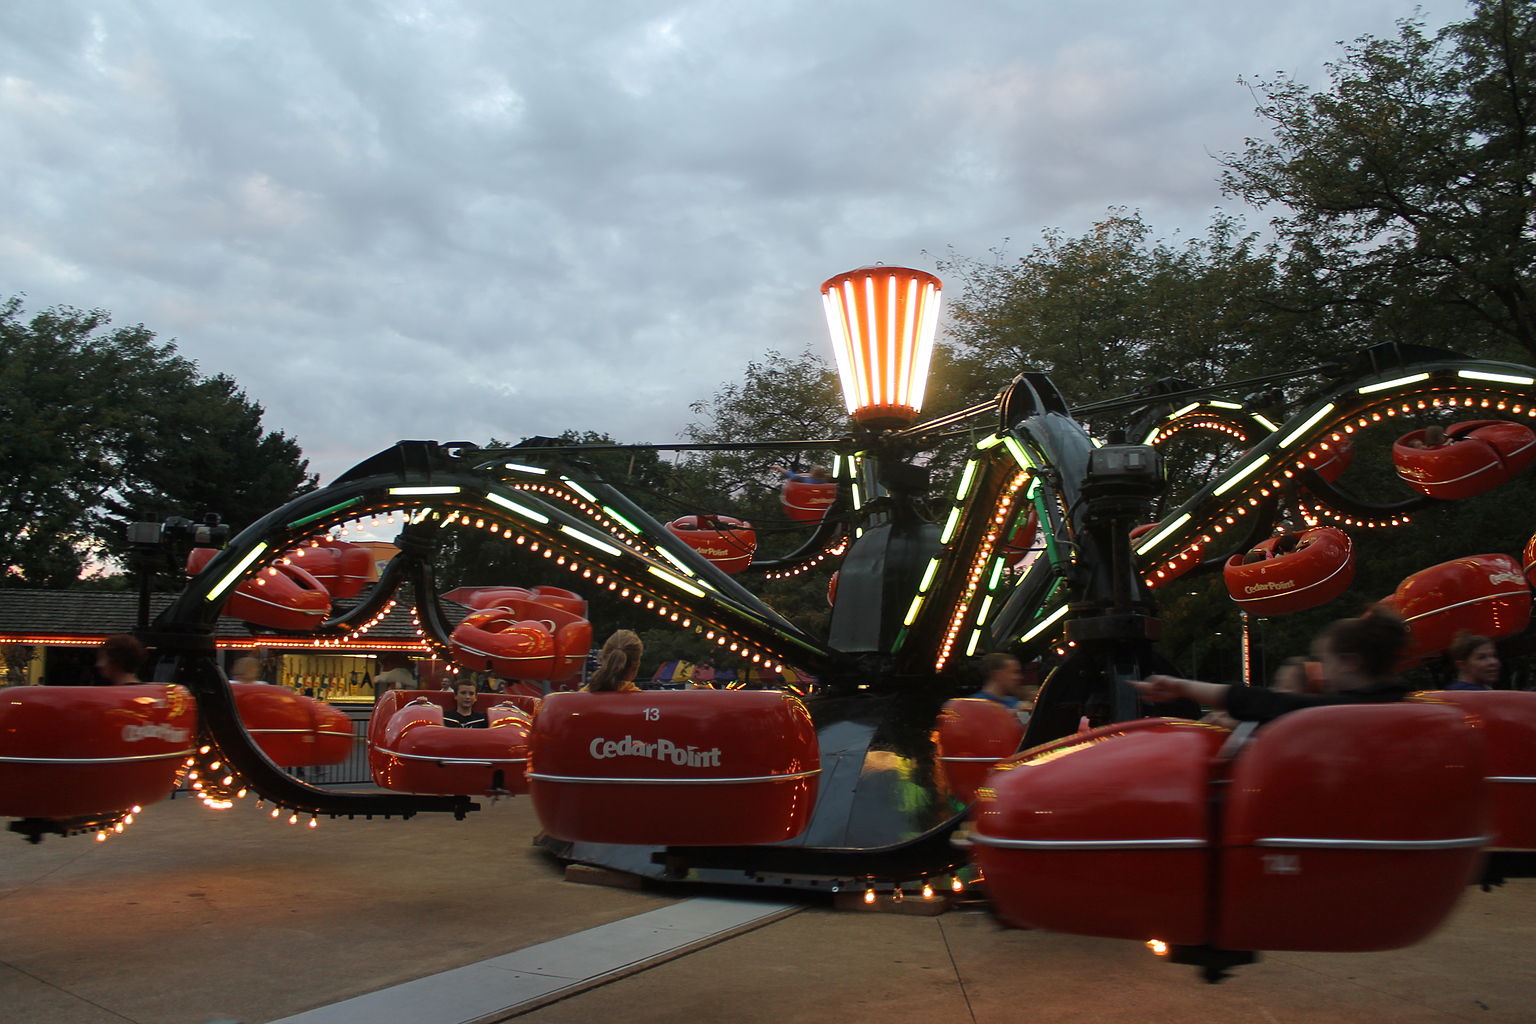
[2,1,1453,484]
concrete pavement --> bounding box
[2,789,1532,1024]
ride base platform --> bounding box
[3,787,1533,1024]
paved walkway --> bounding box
[2,792,1532,1024]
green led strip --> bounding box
[288,497,364,529]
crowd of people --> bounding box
[81,613,1511,732]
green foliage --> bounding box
[1219,0,1536,358]
[680,348,843,558]
[677,348,855,638]
[682,348,844,496]
[929,1,1536,674]
[0,297,314,587]
[938,210,1308,411]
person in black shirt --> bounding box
[95,634,145,685]
[442,680,488,727]
[1132,605,1411,725]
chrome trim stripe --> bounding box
[1404,591,1527,623]
[1489,775,1536,784]
[1238,550,1354,605]
[1254,835,1490,851]
[0,748,195,765]
[1415,460,1501,487]
[234,590,329,617]
[451,640,555,663]
[246,728,355,739]
[969,835,1206,851]
[375,747,528,765]
[526,768,822,786]
[939,755,1011,764]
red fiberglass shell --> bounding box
[1384,553,1532,664]
[450,599,591,682]
[231,683,352,766]
[782,479,838,523]
[0,684,196,819]
[1222,527,1355,616]
[1217,702,1486,952]
[1310,434,1355,483]
[1001,510,1039,558]
[451,610,555,678]
[1411,690,1536,850]
[1392,420,1536,500]
[527,690,819,846]
[969,718,1228,945]
[368,690,535,795]
[664,515,757,575]
[446,586,589,620]
[933,697,1024,805]
[286,539,374,599]
[186,547,331,632]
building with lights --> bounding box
[0,588,453,700]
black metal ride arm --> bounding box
[1131,351,1536,584]
[156,440,846,819]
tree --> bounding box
[0,297,315,587]
[939,211,1300,411]
[682,348,846,495]
[1220,0,1536,359]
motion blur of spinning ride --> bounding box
[7,263,1536,981]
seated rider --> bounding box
[442,680,488,727]
[582,629,644,693]
[771,465,832,484]
[1446,632,1500,690]
[95,634,145,685]
[1132,605,1410,725]
[974,652,1025,710]
[1406,424,1450,449]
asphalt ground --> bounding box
[2,790,1532,1024]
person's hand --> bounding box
[1130,675,1187,703]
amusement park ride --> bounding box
[6,265,1536,981]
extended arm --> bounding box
[1130,674,1231,709]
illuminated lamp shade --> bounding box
[821,266,942,427]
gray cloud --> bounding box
[1,0,1445,481]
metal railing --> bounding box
[283,707,373,786]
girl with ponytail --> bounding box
[582,630,644,693]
